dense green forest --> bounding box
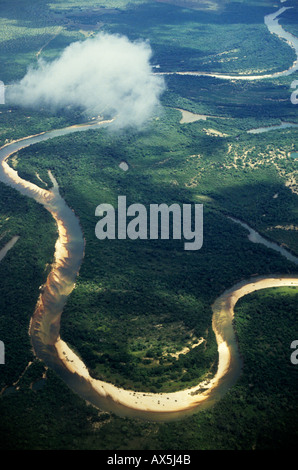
[9,107,297,393]
[0,0,297,450]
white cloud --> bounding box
[7,33,165,128]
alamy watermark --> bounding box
[291,80,298,105]
[95,196,203,251]
[0,340,4,364]
[290,340,298,365]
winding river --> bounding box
[157,7,298,81]
[0,3,297,421]
[0,119,297,421]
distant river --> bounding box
[0,119,297,421]
[157,7,298,81]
